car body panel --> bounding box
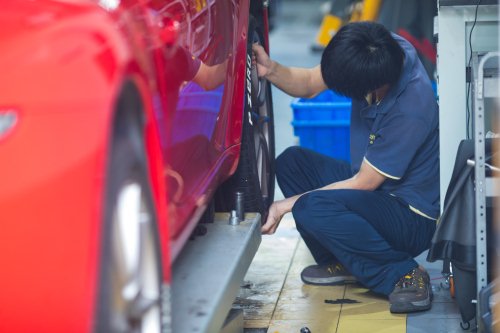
[0,0,264,331]
[0,3,119,331]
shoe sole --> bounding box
[301,275,358,286]
[390,292,433,313]
[390,299,431,313]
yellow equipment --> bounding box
[314,0,383,49]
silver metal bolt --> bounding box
[235,191,245,221]
[229,210,240,225]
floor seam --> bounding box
[335,285,347,333]
[267,237,301,330]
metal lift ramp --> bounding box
[172,213,261,333]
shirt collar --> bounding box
[358,34,416,119]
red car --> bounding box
[0,0,274,332]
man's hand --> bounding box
[252,43,275,78]
[252,43,327,98]
[261,196,299,235]
[261,201,285,234]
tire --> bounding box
[216,16,275,222]
[96,124,163,333]
[199,198,215,224]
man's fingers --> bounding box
[261,225,273,235]
[261,221,273,234]
[261,201,285,235]
[252,43,266,58]
[261,216,277,235]
[252,43,261,52]
[251,43,271,78]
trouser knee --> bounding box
[291,192,309,230]
[292,191,343,234]
[276,146,304,182]
[292,191,326,234]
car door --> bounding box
[145,0,237,240]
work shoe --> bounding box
[389,268,432,313]
[300,263,357,286]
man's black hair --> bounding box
[320,21,404,100]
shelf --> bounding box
[440,0,499,6]
[472,51,499,332]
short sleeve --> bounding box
[364,114,429,179]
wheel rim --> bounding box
[111,181,161,333]
[250,32,272,203]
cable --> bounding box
[465,0,482,139]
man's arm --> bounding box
[261,160,386,234]
[320,159,386,191]
[252,44,327,98]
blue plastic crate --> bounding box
[291,90,351,161]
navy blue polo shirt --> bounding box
[349,34,440,220]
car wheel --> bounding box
[216,16,275,222]
[96,127,163,333]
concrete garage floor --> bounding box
[235,217,464,333]
[233,1,466,332]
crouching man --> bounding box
[254,21,439,313]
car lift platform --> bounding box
[172,212,262,333]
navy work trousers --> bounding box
[276,147,436,295]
